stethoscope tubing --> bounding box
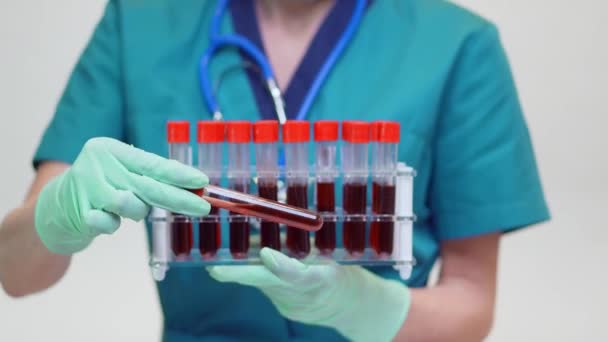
[199,0,366,122]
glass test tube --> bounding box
[150,207,170,281]
[197,121,224,258]
[283,121,311,258]
[341,121,370,257]
[167,121,193,260]
[226,121,251,259]
[254,121,281,250]
[195,185,322,232]
[370,121,400,258]
[313,121,338,255]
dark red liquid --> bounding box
[286,183,310,258]
[258,182,281,250]
[171,215,193,258]
[343,183,367,256]
[199,204,220,259]
[229,183,250,259]
[315,181,336,255]
[371,182,396,257]
[204,195,322,232]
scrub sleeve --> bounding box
[431,24,549,240]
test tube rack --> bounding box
[148,163,415,281]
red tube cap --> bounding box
[282,120,310,143]
[314,120,339,142]
[371,122,378,142]
[226,121,252,143]
[197,121,225,143]
[253,120,279,143]
[373,121,400,143]
[342,121,370,143]
[167,121,190,143]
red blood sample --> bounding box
[370,121,400,257]
[196,181,220,258]
[199,203,221,259]
[167,121,193,258]
[230,219,249,259]
[229,183,250,259]
[315,181,336,255]
[171,215,193,258]
[202,189,322,231]
[286,183,310,258]
[371,182,396,257]
[196,121,225,258]
[258,182,281,250]
[343,183,367,256]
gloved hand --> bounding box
[209,247,411,342]
[35,137,210,254]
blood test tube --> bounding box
[370,121,400,258]
[167,121,193,260]
[197,121,224,258]
[226,121,252,259]
[197,185,322,232]
[341,121,370,257]
[313,121,338,255]
[283,120,311,258]
[254,121,281,250]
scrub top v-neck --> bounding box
[32,1,550,341]
[229,0,369,120]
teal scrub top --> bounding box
[34,0,550,340]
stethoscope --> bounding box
[198,0,366,123]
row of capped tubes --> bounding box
[166,119,400,260]
[160,212,408,260]
[162,184,406,260]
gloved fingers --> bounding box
[102,189,151,221]
[259,247,318,285]
[83,209,121,235]
[105,138,209,189]
[208,265,286,288]
[127,173,210,216]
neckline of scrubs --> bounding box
[229,0,372,120]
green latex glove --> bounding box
[35,137,210,254]
[209,248,411,341]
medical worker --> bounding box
[0,0,549,341]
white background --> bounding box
[1,1,606,341]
